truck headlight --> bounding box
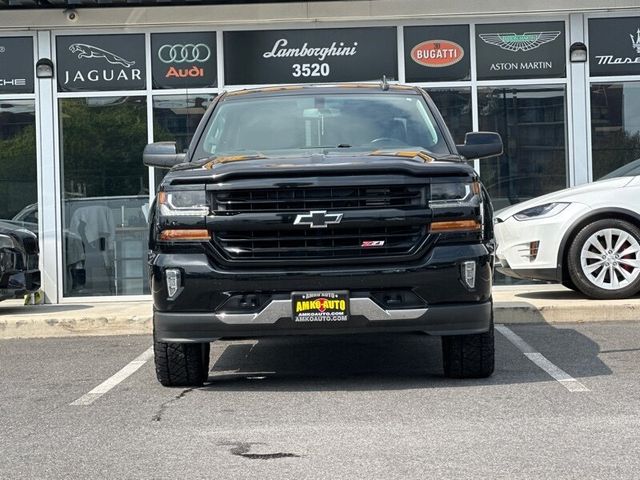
[158,190,209,216]
[430,181,481,207]
[513,202,569,221]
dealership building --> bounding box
[1,0,640,302]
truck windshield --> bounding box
[194,93,450,159]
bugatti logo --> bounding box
[479,31,561,52]
[293,210,343,229]
[410,40,464,67]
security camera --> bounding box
[64,9,79,22]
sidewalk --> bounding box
[1,285,639,339]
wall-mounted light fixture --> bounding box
[569,42,588,63]
[35,58,54,79]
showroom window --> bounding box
[426,88,472,145]
[590,83,640,180]
[59,96,149,297]
[478,87,568,212]
[0,100,38,223]
[152,94,215,188]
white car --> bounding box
[493,161,640,299]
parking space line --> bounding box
[70,347,154,406]
[496,325,590,392]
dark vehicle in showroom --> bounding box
[0,221,40,303]
[144,83,503,386]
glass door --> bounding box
[59,96,149,297]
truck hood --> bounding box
[163,151,475,185]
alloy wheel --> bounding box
[580,227,640,290]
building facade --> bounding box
[1,0,640,302]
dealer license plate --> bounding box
[292,291,349,323]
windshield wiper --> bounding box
[299,144,352,149]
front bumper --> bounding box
[150,243,493,341]
[155,299,492,342]
[494,203,589,281]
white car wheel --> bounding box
[568,219,640,299]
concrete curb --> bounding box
[1,286,639,339]
[494,302,640,324]
[493,285,640,324]
[0,302,153,339]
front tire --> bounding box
[154,340,210,387]
[442,321,495,378]
[567,219,640,299]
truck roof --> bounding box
[224,83,420,98]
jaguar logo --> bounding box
[69,43,136,68]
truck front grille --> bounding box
[213,185,425,214]
[212,225,426,260]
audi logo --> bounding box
[158,43,211,64]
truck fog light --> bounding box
[165,268,181,299]
[461,261,476,289]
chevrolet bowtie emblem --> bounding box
[293,210,343,228]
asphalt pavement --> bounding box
[1,322,640,479]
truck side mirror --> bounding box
[143,142,187,169]
[456,132,503,160]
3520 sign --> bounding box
[224,28,397,85]
[291,62,331,78]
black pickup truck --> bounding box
[144,84,503,387]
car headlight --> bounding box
[158,190,209,216]
[513,202,569,221]
[430,181,481,207]
[0,234,20,250]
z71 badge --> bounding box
[361,240,385,248]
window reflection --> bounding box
[0,100,38,226]
[478,87,568,212]
[60,97,149,297]
[152,94,214,188]
[591,83,640,180]
[424,88,472,145]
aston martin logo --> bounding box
[479,31,561,52]
[294,210,343,229]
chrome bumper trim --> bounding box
[213,298,428,325]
